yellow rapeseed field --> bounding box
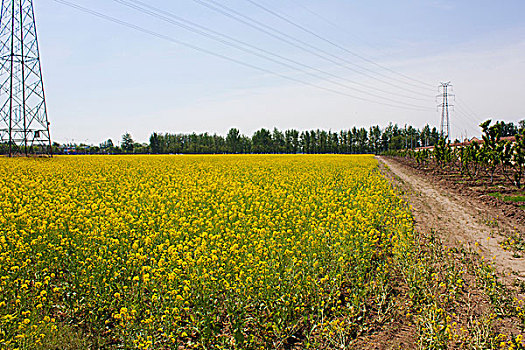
[0,155,413,349]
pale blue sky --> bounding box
[35,0,525,144]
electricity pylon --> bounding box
[438,82,454,141]
[0,0,52,156]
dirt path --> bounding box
[378,156,525,284]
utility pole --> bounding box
[0,0,52,156]
[438,82,454,141]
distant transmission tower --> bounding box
[438,82,454,140]
[0,0,52,156]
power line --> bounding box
[52,0,433,111]
[242,0,435,90]
[452,111,480,136]
[123,0,430,102]
[455,97,481,120]
[281,0,439,93]
[450,94,484,137]
[454,99,483,126]
[191,0,435,99]
[285,0,387,54]
[455,104,482,126]
[199,0,435,96]
[112,0,431,107]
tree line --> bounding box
[146,121,523,155]
[6,120,521,155]
[143,124,443,155]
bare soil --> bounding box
[357,156,525,349]
[378,156,525,288]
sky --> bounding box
[34,0,525,144]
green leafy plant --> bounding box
[510,131,525,188]
[480,120,505,183]
[433,138,452,169]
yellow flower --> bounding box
[0,155,414,347]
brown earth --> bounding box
[377,156,525,288]
[351,156,525,349]
[392,157,525,226]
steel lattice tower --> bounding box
[438,82,454,141]
[0,0,51,156]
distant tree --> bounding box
[88,145,100,154]
[420,125,431,147]
[100,139,114,149]
[316,130,327,153]
[164,134,183,154]
[239,135,252,153]
[369,126,382,154]
[329,131,339,153]
[122,133,134,153]
[389,135,404,151]
[150,132,162,154]
[134,143,149,154]
[356,128,368,153]
[499,121,518,137]
[351,127,359,153]
[252,128,272,153]
[300,131,311,154]
[272,128,285,153]
[286,129,301,154]
[480,120,505,183]
[137,122,496,155]
[51,142,62,155]
[430,127,440,146]
[213,133,226,154]
[76,144,89,155]
[338,131,347,154]
[519,120,525,133]
[226,128,241,154]
[284,129,299,154]
[406,125,419,149]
